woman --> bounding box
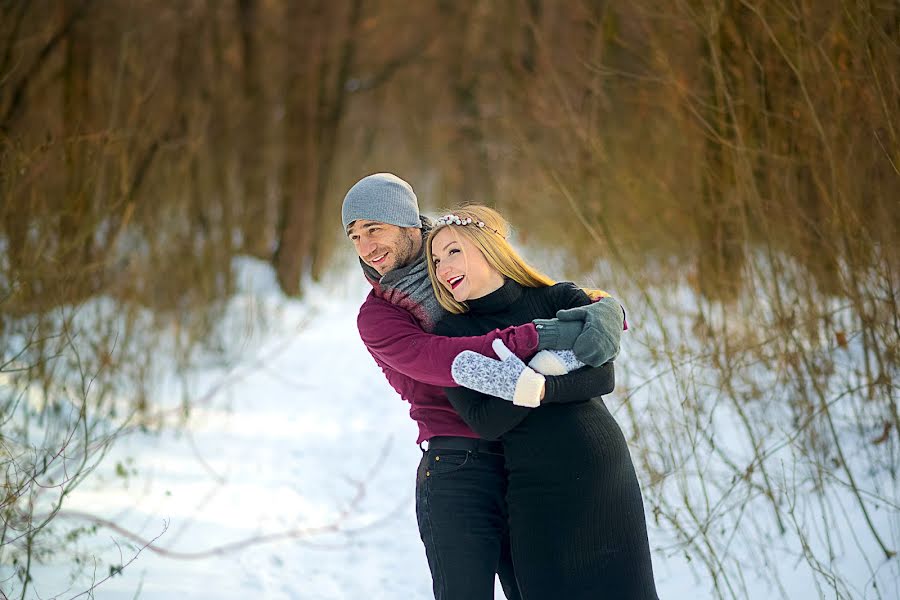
[426,206,658,599]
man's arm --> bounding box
[357,295,540,388]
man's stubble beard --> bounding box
[391,229,421,272]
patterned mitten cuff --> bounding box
[527,349,585,376]
[450,341,546,408]
[511,368,545,408]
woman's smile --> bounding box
[447,274,465,289]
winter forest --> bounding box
[1,1,898,598]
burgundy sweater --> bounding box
[357,291,540,443]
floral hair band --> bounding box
[435,214,503,236]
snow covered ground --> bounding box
[14,256,900,599]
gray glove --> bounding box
[534,296,624,367]
[527,349,585,376]
[451,340,546,407]
[533,318,582,352]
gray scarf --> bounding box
[361,218,449,332]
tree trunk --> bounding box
[442,2,495,205]
[237,0,271,258]
[274,1,326,296]
[273,0,360,295]
[60,0,94,296]
[696,2,744,301]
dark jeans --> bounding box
[416,448,521,600]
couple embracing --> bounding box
[343,173,658,600]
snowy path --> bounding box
[22,258,897,599]
[32,263,442,598]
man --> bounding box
[342,173,621,600]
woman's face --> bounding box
[431,227,505,302]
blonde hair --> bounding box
[426,205,611,313]
[425,205,557,314]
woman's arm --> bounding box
[444,362,614,438]
[534,284,618,402]
[537,283,625,367]
[443,386,531,441]
[541,362,615,404]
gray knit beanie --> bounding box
[341,173,421,231]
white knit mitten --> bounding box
[527,349,585,376]
[450,340,546,407]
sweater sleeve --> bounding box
[357,295,540,388]
[443,386,531,440]
[541,362,615,404]
[441,363,615,437]
[551,281,594,309]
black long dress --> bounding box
[433,279,659,600]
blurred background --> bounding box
[1,1,898,598]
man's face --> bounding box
[347,220,421,275]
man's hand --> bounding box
[534,296,625,367]
[450,340,546,407]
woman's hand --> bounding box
[450,340,546,407]
[528,349,585,375]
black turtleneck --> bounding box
[433,279,659,600]
[433,279,615,440]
